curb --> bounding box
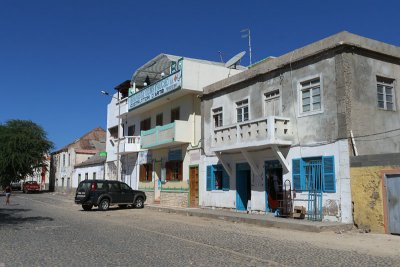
[146,205,354,233]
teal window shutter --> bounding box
[292,158,302,191]
[222,166,230,191]
[323,156,335,192]
[206,166,212,191]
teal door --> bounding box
[236,163,251,211]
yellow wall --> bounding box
[350,165,398,233]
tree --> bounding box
[0,120,53,187]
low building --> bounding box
[74,152,107,187]
[201,31,400,225]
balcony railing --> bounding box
[141,120,193,149]
[211,116,292,152]
[118,136,141,154]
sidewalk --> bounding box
[146,204,354,233]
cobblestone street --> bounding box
[0,192,399,266]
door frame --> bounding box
[189,164,199,208]
[381,169,400,234]
[236,162,251,211]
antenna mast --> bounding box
[241,28,252,65]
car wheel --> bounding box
[134,197,144,209]
[98,199,110,211]
[118,204,128,209]
[82,204,93,211]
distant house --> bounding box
[24,154,51,190]
[49,127,106,192]
[74,152,107,187]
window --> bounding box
[63,154,65,167]
[139,164,152,182]
[156,113,163,126]
[206,165,229,191]
[236,99,249,122]
[264,89,280,116]
[171,107,180,123]
[68,153,70,166]
[166,161,183,181]
[127,125,135,136]
[212,107,223,127]
[299,77,321,114]
[85,173,88,180]
[93,172,96,180]
[121,183,131,190]
[109,182,120,192]
[109,126,118,139]
[377,76,395,111]
[78,174,81,184]
[292,156,335,193]
[140,118,151,131]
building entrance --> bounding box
[236,163,251,211]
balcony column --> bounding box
[271,145,290,174]
[240,149,262,178]
[214,152,233,177]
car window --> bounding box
[96,182,105,190]
[78,182,91,190]
[109,182,120,192]
[120,183,131,190]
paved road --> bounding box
[0,192,399,266]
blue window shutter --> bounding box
[206,166,212,191]
[323,156,335,192]
[292,159,302,191]
[222,166,230,191]
[211,165,216,190]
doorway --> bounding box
[265,160,283,211]
[189,166,199,207]
[236,163,251,211]
[386,174,400,234]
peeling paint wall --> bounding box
[350,165,399,233]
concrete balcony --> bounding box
[118,136,141,154]
[141,120,193,150]
[211,116,293,152]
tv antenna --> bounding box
[224,51,246,69]
[241,28,252,65]
[218,51,224,63]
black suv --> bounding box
[75,180,146,211]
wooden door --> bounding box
[189,166,199,207]
[386,174,400,234]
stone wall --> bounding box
[160,191,188,208]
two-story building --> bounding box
[201,32,400,225]
[106,54,245,207]
[50,127,106,192]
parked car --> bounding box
[75,180,146,211]
[10,181,22,191]
[22,181,40,193]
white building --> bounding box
[73,152,106,187]
[105,54,244,206]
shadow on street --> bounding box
[0,207,54,226]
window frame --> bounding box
[297,75,324,117]
[206,164,230,191]
[377,76,396,111]
[236,98,249,123]
[171,107,180,123]
[212,107,223,128]
[156,113,163,126]
[263,89,281,116]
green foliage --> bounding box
[0,120,53,187]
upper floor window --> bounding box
[140,118,151,131]
[212,107,223,127]
[93,172,96,180]
[127,125,135,136]
[377,76,395,111]
[156,113,163,126]
[171,107,180,123]
[264,89,280,116]
[63,154,65,167]
[299,77,322,115]
[236,99,249,122]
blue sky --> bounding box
[1,0,399,150]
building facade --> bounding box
[50,127,106,192]
[106,54,244,207]
[201,32,400,224]
[74,152,107,188]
